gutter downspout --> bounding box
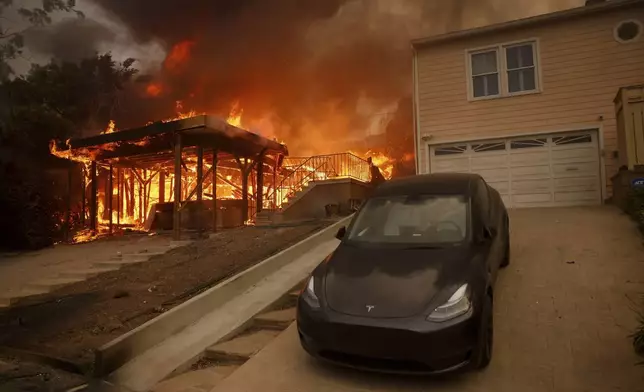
[412,47,421,175]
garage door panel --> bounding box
[430,130,601,208]
[554,177,599,192]
[509,151,549,167]
[551,148,597,163]
[552,162,599,178]
[432,157,469,172]
[510,165,551,180]
[470,155,508,169]
[511,179,551,194]
[487,181,509,194]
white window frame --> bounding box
[466,38,542,101]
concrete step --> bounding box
[58,266,121,279]
[205,330,281,363]
[254,307,296,330]
[153,366,238,392]
[25,277,86,291]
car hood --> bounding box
[324,243,474,319]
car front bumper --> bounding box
[297,300,480,375]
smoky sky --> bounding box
[22,0,582,155]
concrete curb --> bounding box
[94,216,351,377]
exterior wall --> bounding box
[414,6,644,196]
[280,179,370,222]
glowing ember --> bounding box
[164,40,195,71]
[146,82,163,97]
[101,120,116,135]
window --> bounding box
[471,50,500,98]
[506,44,537,93]
[510,138,547,149]
[614,20,642,43]
[468,40,540,100]
[472,142,506,153]
[553,134,592,146]
[434,145,467,156]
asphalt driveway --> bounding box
[211,206,644,392]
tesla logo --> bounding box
[366,305,375,312]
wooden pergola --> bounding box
[54,115,288,240]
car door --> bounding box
[474,179,502,284]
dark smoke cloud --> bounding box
[24,18,115,63]
[32,0,581,156]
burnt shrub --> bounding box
[626,187,644,234]
[0,158,58,250]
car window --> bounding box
[347,195,468,246]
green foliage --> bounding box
[0,0,83,79]
[626,187,644,233]
[0,53,138,250]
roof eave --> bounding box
[411,0,644,49]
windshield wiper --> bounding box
[405,245,445,250]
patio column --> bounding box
[196,146,204,234]
[173,133,183,240]
[256,158,264,214]
[90,161,97,232]
[108,164,113,234]
[212,149,218,232]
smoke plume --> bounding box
[27,0,582,156]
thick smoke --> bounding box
[27,0,582,156]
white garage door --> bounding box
[429,130,602,208]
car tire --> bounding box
[473,294,493,370]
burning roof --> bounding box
[51,114,288,167]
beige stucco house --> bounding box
[412,0,644,208]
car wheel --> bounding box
[474,294,493,370]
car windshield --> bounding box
[346,194,469,246]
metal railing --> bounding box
[261,152,370,212]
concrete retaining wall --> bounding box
[94,216,352,377]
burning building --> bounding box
[50,110,390,241]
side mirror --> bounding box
[336,226,347,240]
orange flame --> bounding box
[227,101,244,128]
[146,82,163,97]
[164,40,195,71]
[101,120,116,135]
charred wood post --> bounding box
[159,171,165,203]
[212,150,218,232]
[273,158,278,210]
[128,171,135,218]
[108,164,113,234]
[117,168,121,226]
[173,133,183,240]
[65,166,72,241]
[256,157,264,214]
[81,166,86,226]
[90,161,98,232]
[196,146,204,234]
[235,156,252,222]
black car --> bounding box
[297,173,510,374]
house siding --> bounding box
[414,6,644,196]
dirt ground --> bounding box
[0,221,331,380]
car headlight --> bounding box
[427,284,471,322]
[302,276,320,308]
